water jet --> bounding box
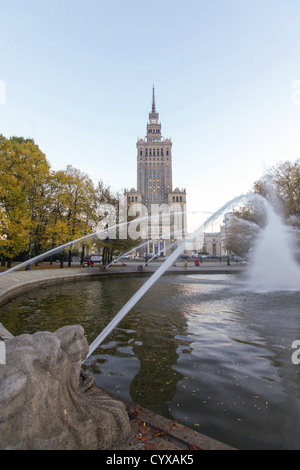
[87,194,248,358]
[246,195,300,291]
[2,193,300,449]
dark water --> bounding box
[1,273,300,450]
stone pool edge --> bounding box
[0,264,245,308]
[0,265,240,450]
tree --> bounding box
[94,184,141,262]
[253,160,300,220]
[222,216,261,257]
[223,159,300,257]
[42,166,99,266]
[0,135,50,266]
[0,133,142,268]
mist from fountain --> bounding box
[247,197,300,291]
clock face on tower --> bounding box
[151,119,156,123]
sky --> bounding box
[1,0,300,232]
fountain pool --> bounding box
[1,272,300,450]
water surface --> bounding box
[1,273,300,450]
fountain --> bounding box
[247,199,300,291]
[87,194,248,358]
[1,192,300,449]
[0,210,182,276]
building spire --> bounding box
[152,84,156,112]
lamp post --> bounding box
[25,181,44,270]
[223,213,231,266]
[25,184,35,271]
[102,234,112,266]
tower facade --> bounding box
[125,86,187,255]
[136,86,173,208]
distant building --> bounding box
[202,232,223,257]
[125,86,187,255]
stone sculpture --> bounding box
[0,325,131,450]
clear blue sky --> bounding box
[1,0,300,231]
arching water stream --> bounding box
[1,193,300,449]
[1,273,300,450]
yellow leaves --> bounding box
[0,136,51,260]
[0,135,118,262]
[255,160,300,218]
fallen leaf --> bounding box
[189,444,202,450]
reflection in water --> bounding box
[128,283,190,418]
[1,274,300,450]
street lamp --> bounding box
[25,181,44,271]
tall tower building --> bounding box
[136,85,174,208]
[125,86,187,255]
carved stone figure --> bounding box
[0,325,131,449]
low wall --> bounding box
[0,263,245,309]
[0,267,150,308]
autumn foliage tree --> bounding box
[222,159,300,257]
[0,136,50,266]
[0,134,126,268]
[253,159,300,223]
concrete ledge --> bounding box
[99,388,235,450]
[0,264,245,308]
[0,268,148,307]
